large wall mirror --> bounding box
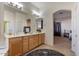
[36,18,43,32]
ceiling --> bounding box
[53,10,71,20]
[31,2,51,9]
[22,2,40,11]
[20,2,75,13]
[31,2,74,10]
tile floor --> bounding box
[25,36,75,56]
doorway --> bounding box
[54,22,61,36]
[53,10,72,51]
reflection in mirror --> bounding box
[26,19,31,27]
[36,18,43,32]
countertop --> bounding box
[6,32,45,38]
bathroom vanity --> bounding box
[7,33,45,56]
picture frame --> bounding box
[23,26,31,33]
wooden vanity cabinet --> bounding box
[22,36,29,54]
[8,33,45,56]
[29,35,39,50]
[8,37,23,56]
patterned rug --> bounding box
[26,49,64,56]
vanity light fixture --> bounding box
[7,2,23,9]
[32,10,41,17]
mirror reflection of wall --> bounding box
[4,21,9,35]
[36,18,43,32]
[23,19,31,34]
[26,19,31,27]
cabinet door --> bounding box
[29,35,39,50]
[16,37,23,56]
[38,34,42,45]
[38,34,45,45]
[33,35,39,47]
[8,37,22,56]
[29,36,35,50]
[41,34,45,44]
[23,36,29,54]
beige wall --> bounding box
[42,9,54,46]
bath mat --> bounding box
[26,49,64,56]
